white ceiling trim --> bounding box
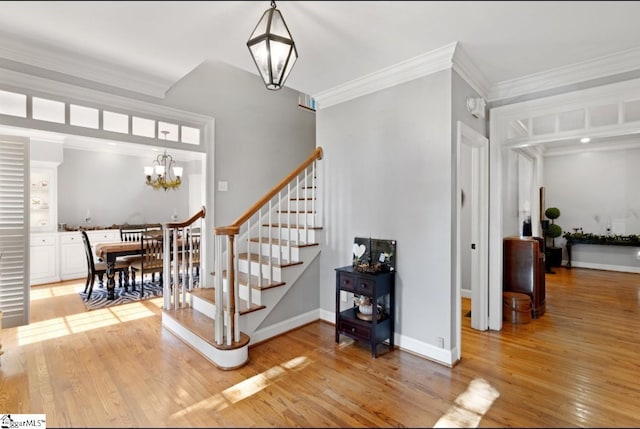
[543,138,640,157]
[313,42,459,110]
[488,46,640,103]
[451,45,491,100]
[0,33,173,99]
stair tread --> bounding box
[189,287,267,314]
[238,252,304,268]
[249,237,319,248]
[163,306,250,350]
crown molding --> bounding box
[312,41,490,109]
[313,42,458,109]
[488,46,640,102]
[451,45,490,100]
[0,33,173,99]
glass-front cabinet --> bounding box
[30,162,57,233]
[29,161,59,285]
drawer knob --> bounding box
[361,283,367,288]
[351,327,356,332]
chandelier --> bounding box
[144,132,183,191]
[247,0,298,90]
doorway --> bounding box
[455,121,489,361]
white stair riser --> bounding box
[262,226,320,243]
[273,212,317,224]
[251,242,302,261]
[286,198,317,210]
[238,259,283,282]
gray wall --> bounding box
[544,146,640,271]
[57,148,190,227]
[318,70,455,351]
[162,60,317,226]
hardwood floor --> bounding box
[1,268,639,427]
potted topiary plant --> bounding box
[544,207,563,267]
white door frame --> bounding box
[455,121,489,360]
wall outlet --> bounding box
[636,250,640,260]
[437,337,444,348]
[218,180,228,192]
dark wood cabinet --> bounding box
[335,265,395,357]
[503,236,546,318]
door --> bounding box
[0,135,29,328]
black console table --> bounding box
[565,234,640,268]
[335,265,395,358]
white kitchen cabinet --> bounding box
[59,229,121,280]
[59,232,87,281]
[30,233,59,285]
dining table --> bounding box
[94,231,187,300]
[94,240,146,300]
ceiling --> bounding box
[1,1,640,154]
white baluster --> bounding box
[311,161,316,228]
[304,167,309,244]
[214,235,224,344]
[246,219,252,313]
[277,191,282,266]
[287,182,292,263]
[268,200,273,283]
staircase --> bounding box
[160,147,324,369]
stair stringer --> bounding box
[237,245,321,341]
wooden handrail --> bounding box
[164,206,206,229]
[214,147,323,235]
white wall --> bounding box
[162,60,316,227]
[57,148,190,227]
[318,70,455,358]
[544,146,640,271]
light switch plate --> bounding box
[218,181,228,192]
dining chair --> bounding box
[129,231,165,296]
[119,224,155,286]
[81,230,129,300]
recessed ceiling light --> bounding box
[580,137,591,143]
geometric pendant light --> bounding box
[247,0,298,90]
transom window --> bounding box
[0,89,201,146]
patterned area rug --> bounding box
[77,281,163,311]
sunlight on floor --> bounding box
[433,378,500,428]
[31,283,83,300]
[17,301,155,345]
[170,355,311,420]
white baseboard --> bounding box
[563,260,640,274]
[320,310,455,367]
[250,309,321,345]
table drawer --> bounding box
[354,277,375,295]
[339,319,371,341]
[337,272,356,292]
